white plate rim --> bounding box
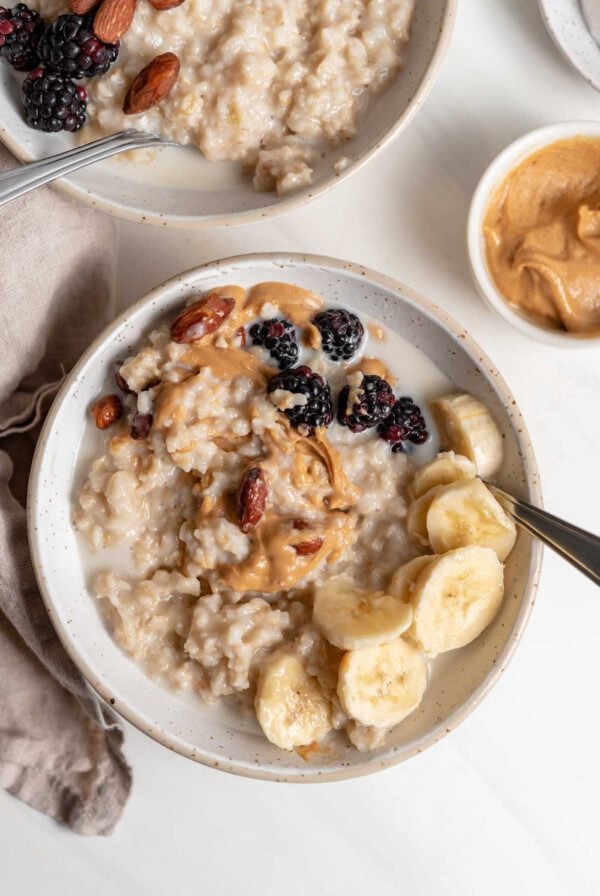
[27,251,543,781]
[0,0,457,228]
[538,0,600,92]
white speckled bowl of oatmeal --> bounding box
[0,0,456,225]
[28,254,542,780]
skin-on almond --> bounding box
[236,468,267,534]
[123,52,180,115]
[68,0,99,14]
[91,394,123,429]
[169,293,235,344]
[148,0,185,9]
[130,412,153,440]
[294,537,324,556]
[94,0,135,42]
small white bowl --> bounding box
[28,253,542,781]
[467,120,600,348]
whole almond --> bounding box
[114,361,135,394]
[170,293,235,344]
[148,0,185,8]
[123,52,180,115]
[94,0,135,44]
[236,468,267,534]
[68,0,99,13]
[130,412,153,440]
[294,537,324,556]
[91,394,123,429]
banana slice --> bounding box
[387,555,434,604]
[313,575,412,650]
[255,652,332,751]
[411,451,476,499]
[337,638,427,728]
[406,485,445,547]
[429,393,504,478]
[426,478,517,561]
[409,545,504,656]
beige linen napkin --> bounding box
[0,146,131,835]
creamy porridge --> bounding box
[75,282,516,754]
[29,0,415,194]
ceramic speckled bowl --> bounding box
[538,0,600,91]
[0,0,456,227]
[28,254,542,781]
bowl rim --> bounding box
[0,0,457,228]
[467,120,600,348]
[538,0,600,93]
[27,251,543,782]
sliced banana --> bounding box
[406,485,445,548]
[411,451,476,499]
[426,478,517,561]
[409,545,504,656]
[387,556,434,604]
[337,638,427,728]
[429,393,504,479]
[313,575,412,651]
[255,652,332,751]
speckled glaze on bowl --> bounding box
[28,254,542,782]
[0,1,455,227]
[538,0,600,91]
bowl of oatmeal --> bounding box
[28,253,542,779]
[0,0,456,225]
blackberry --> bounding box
[267,365,334,436]
[22,67,87,132]
[337,373,396,433]
[38,13,118,79]
[0,4,44,72]
[378,397,429,452]
[313,308,364,361]
[249,318,299,370]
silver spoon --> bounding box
[487,485,600,586]
[0,130,174,206]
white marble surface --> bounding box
[3,0,600,892]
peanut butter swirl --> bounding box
[483,136,600,336]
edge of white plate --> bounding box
[538,0,600,92]
[1,1,457,228]
[27,252,543,782]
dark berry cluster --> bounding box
[378,397,429,452]
[22,67,87,132]
[0,4,43,71]
[249,318,299,370]
[267,366,334,436]
[313,308,364,361]
[0,4,120,134]
[38,13,118,80]
[337,374,396,433]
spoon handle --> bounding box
[0,130,171,206]
[488,485,600,586]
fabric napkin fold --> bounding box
[0,146,131,835]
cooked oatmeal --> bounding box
[31,0,415,194]
[75,282,513,754]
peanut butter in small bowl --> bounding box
[482,135,600,339]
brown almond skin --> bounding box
[148,0,185,9]
[170,293,235,344]
[123,52,180,115]
[294,537,324,556]
[91,394,123,429]
[94,0,136,44]
[68,0,99,13]
[236,468,267,534]
[130,412,153,440]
